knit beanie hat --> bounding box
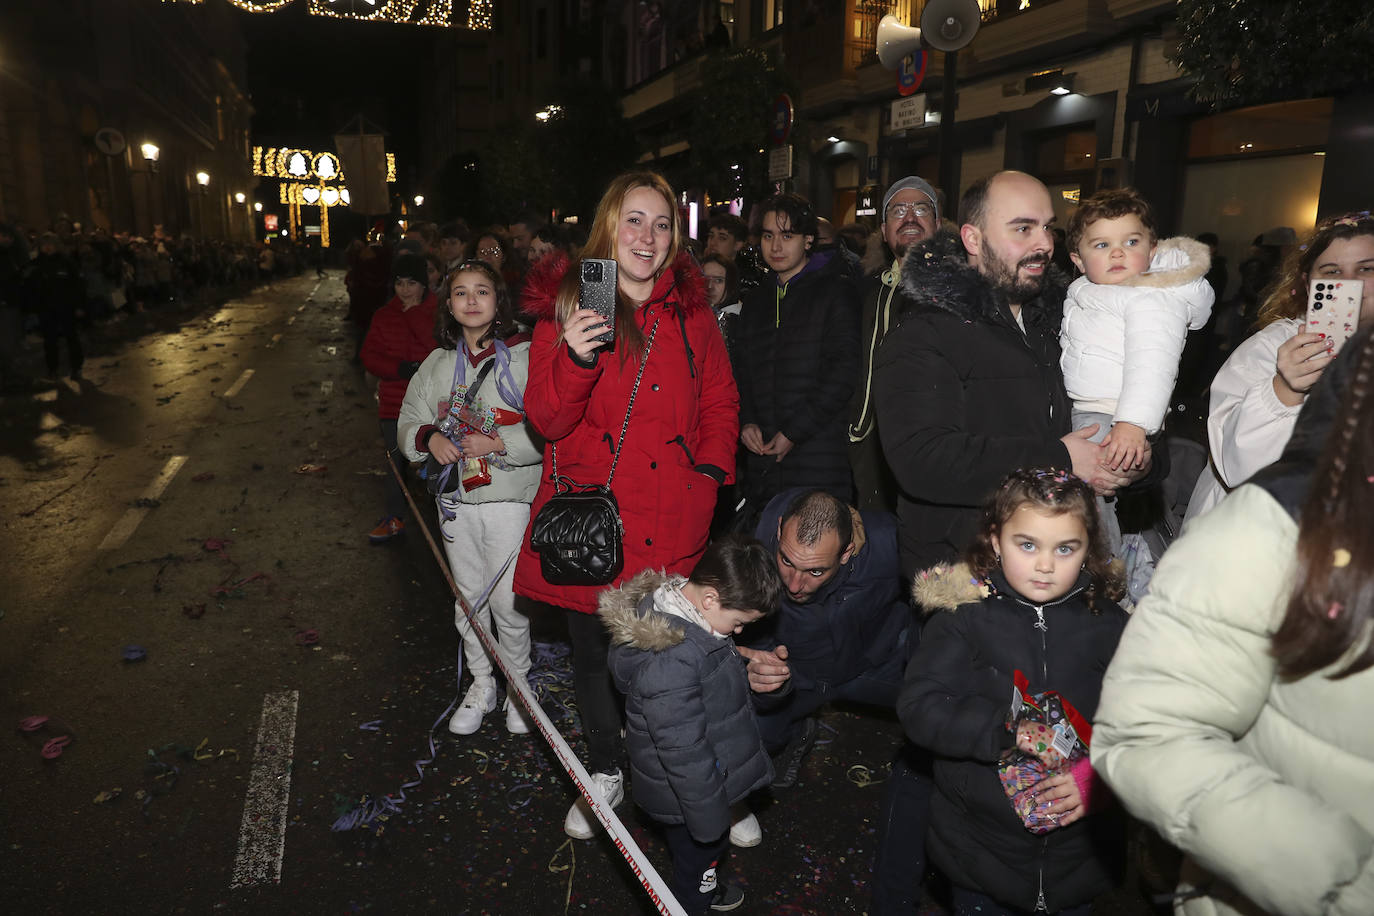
[392,252,428,287]
[882,176,940,224]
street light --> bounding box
[195,171,210,188]
[413,194,424,207]
[234,192,246,204]
[141,142,160,163]
[254,202,263,212]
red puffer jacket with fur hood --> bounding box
[514,252,740,614]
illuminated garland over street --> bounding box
[159,0,483,30]
[253,145,397,247]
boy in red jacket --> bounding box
[360,252,439,541]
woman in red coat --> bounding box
[360,252,439,542]
[517,171,740,839]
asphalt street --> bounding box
[0,274,932,916]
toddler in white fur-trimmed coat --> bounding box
[1059,189,1213,549]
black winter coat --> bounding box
[902,566,1128,911]
[874,232,1073,577]
[742,488,912,691]
[603,571,773,843]
[734,249,861,505]
[24,252,83,317]
[849,261,914,514]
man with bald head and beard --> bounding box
[874,170,1148,577]
[849,176,942,512]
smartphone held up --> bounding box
[580,258,617,351]
[1306,278,1363,356]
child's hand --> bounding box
[1016,720,1065,769]
[428,432,463,465]
[1101,422,1147,471]
[459,432,503,457]
[1028,772,1085,829]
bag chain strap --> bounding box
[551,317,661,492]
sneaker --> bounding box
[709,882,745,911]
[447,679,497,735]
[728,806,761,847]
[368,516,404,543]
[769,717,818,790]
[564,770,624,840]
[504,696,531,735]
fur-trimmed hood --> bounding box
[520,251,709,322]
[1117,236,1211,288]
[911,562,991,612]
[897,230,1069,332]
[599,569,688,652]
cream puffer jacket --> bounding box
[1060,236,1214,433]
[1092,484,1374,916]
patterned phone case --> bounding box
[1306,278,1363,356]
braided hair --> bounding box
[964,467,1125,609]
[1272,327,1374,680]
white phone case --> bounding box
[1306,278,1362,356]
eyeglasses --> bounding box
[887,202,933,221]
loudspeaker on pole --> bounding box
[919,0,982,53]
[876,14,923,70]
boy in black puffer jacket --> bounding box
[601,536,782,915]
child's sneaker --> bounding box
[448,679,497,735]
[709,882,745,911]
[503,696,531,735]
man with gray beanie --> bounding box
[848,176,941,513]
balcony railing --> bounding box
[849,0,912,71]
[977,0,1065,23]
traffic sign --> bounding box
[897,51,927,96]
[770,94,794,147]
[768,146,794,181]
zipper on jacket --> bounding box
[1035,837,1050,912]
[1035,605,1049,682]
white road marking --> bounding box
[287,315,296,326]
[267,333,282,348]
[325,346,336,356]
[223,369,255,399]
[97,455,189,551]
[296,304,306,313]
[230,689,300,888]
[320,380,333,396]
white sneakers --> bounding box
[564,770,625,840]
[729,806,762,847]
[449,680,536,736]
[503,696,532,735]
[448,679,497,735]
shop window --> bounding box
[765,0,784,30]
[1187,97,1332,160]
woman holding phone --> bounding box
[1185,213,1374,524]
[516,171,740,840]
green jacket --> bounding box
[1092,485,1374,916]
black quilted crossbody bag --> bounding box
[528,319,659,586]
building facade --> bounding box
[618,0,1371,294]
[0,0,255,240]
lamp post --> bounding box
[141,142,160,236]
[195,171,210,236]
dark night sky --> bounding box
[236,3,436,190]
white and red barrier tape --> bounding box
[394,461,688,916]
